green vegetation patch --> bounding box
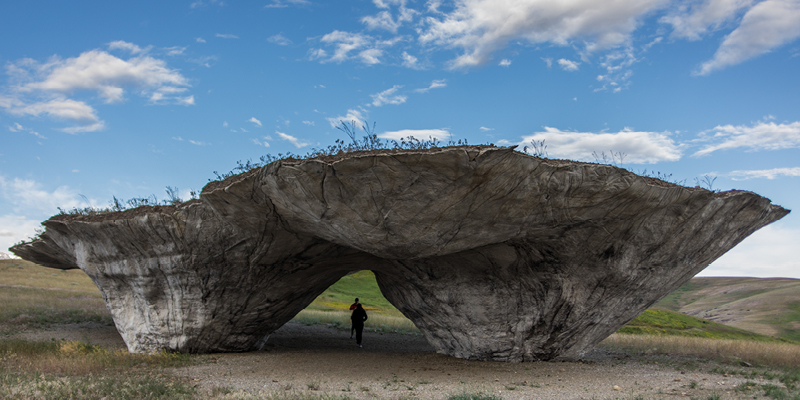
[619,309,790,343]
[305,270,404,318]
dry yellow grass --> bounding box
[601,333,800,369]
[0,259,98,292]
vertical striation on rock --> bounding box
[11,146,789,361]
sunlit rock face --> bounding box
[11,146,789,361]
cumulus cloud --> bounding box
[249,117,263,127]
[699,224,800,278]
[22,50,189,103]
[0,44,192,132]
[661,0,754,40]
[693,120,800,156]
[276,131,311,148]
[725,167,800,180]
[499,59,512,67]
[479,126,494,131]
[696,0,800,75]
[215,33,239,39]
[418,0,666,68]
[557,58,580,71]
[370,85,407,106]
[519,127,683,164]
[377,128,450,141]
[0,214,41,254]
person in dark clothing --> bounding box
[350,303,368,347]
[349,298,360,339]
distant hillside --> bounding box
[656,277,800,342]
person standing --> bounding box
[350,303,368,348]
[349,298,360,339]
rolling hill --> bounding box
[656,277,800,342]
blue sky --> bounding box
[1,0,799,277]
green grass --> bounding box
[619,309,792,343]
[304,270,405,318]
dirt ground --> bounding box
[17,322,774,399]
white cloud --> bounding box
[414,79,446,93]
[23,49,189,104]
[499,59,512,67]
[594,47,638,92]
[196,37,207,43]
[302,120,315,126]
[696,0,800,75]
[267,34,292,46]
[276,131,311,148]
[249,117,263,127]
[418,0,667,68]
[108,40,149,54]
[8,122,45,139]
[310,30,399,65]
[519,127,683,164]
[370,85,407,106]
[60,121,106,134]
[189,139,208,146]
[165,46,187,56]
[2,96,100,122]
[693,121,800,156]
[216,33,239,39]
[362,11,403,32]
[479,126,494,131]
[378,128,450,141]
[401,51,421,69]
[726,167,800,180]
[1,46,192,131]
[326,109,366,128]
[0,176,91,216]
[265,0,310,8]
[557,58,580,71]
[699,224,800,278]
[0,214,42,254]
[542,57,553,68]
[252,137,270,147]
[359,48,384,65]
[223,121,228,127]
[661,0,754,41]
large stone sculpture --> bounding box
[11,146,788,361]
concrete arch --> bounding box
[12,146,788,361]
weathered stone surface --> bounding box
[11,146,788,361]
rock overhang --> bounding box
[11,146,789,361]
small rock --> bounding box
[674,378,682,382]
[272,379,279,382]
[740,361,753,367]
[613,385,622,391]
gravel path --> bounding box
[18,322,776,399]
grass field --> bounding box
[656,277,800,342]
[3,259,800,399]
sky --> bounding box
[1,0,799,277]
